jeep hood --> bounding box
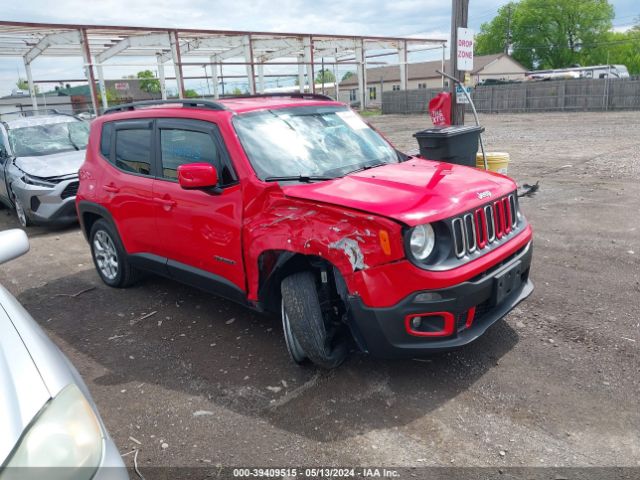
[281,159,516,226]
[14,149,85,178]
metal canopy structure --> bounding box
[0,21,445,115]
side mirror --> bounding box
[177,163,220,191]
[0,229,29,265]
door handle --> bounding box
[154,197,177,209]
[103,184,119,193]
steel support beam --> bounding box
[257,63,264,93]
[157,53,167,100]
[210,56,219,99]
[79,29,99,115]
[303,36,313,93]
[23,59,37,110]
[297,55,305,93]
[96,63,108,109]
[24,30,80,64]
[96,32,170,63]
[355,39,366,109]
[399,40,408,91]
[244,35,255,94]
[170,31,185,98]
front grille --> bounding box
[60,181,79,199]
[452,193,518,258]
[474,299,492,320]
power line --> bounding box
[510,33,640,51]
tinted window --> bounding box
[115,129,152,175]
[100,122,113,159]
[160,129,220,180]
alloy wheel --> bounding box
[93,230,119,280]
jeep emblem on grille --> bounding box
[477,190,492,200]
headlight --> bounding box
[409,223,435,260]
[4,384,103,475]
[21,175,56,188]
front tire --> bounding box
[89,219,140,288]
[281,271,348,369]
[13,196,30,227]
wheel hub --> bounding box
[93,230,119,280]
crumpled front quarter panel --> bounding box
[243,187,405,300]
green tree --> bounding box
[341,71,356,82]
[98,88,118,104]
[315,68,335,84]
[231,87,243,96]
[475,0,615,69]
[136,70,161,95]
[184,89,200,98]
[581,29,640,75]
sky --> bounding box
[0,0,637,97]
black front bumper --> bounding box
[347,242,533,358]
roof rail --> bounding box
[225,92,335,101]
[104,99,228,115]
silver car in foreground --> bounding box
[0,229,128,479]
[0,110,88,227]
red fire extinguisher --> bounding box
[428,92,452,126]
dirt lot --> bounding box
[1,111,638,475]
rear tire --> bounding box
[281,271,348,369]
[89,219,141,288]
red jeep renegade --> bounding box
[76,95,533,368]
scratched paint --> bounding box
[329,237,367,271]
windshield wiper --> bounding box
[347,161,387,175]
[264,175,333,183]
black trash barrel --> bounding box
[413,125,484,168]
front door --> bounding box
[152,118,245,295]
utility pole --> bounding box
[505,5,512,54]
[450,0,470,125]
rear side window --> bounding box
[115,129,152,175]
[100,122,113,159]
[160,129,220,180]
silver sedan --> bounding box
[0,229,128,479]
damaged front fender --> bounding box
[243,190,405,302]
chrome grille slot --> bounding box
[509,194,517,227]
[484,205,495,242]
[463,213,477,253]
[452,217,465,258]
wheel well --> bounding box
[82,211,102,238]
[257,251,347,315]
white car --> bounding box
[0,229,128,479]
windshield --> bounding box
[233,106,399,180]
[8,120,90,157]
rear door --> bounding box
[102,120,159,257]
[152,118,245,295]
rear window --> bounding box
[100,122,113,159]
[114,129,152,175]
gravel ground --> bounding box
[0,111,638,476]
